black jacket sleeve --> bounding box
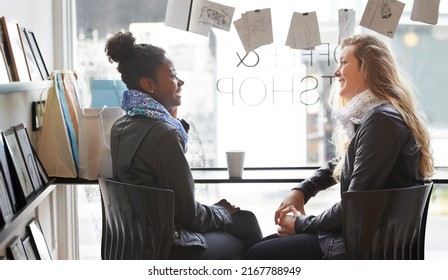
[152,127,232,233]
[294,158,338,203]
[294,109,404,233]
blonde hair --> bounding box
[331,34,434,181]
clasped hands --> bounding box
[275,189,306,236]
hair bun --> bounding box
[105,31,136,63]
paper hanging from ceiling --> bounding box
[360,0,405,39]
[286,11,321,50]
[411,0,440,25]
[165,0,235,36]
[234,8,274,53]
[339,9,356,43]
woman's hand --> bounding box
[274,189,306,225]
[215,199,240,215]
[276,205,300,236]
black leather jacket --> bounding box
[110,115,232,248]
[294,103,425,259]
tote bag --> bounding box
[37,85,78,178]
[77,106,124,180]
[37,71,83,178]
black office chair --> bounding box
[341,182,433,260]
[98,177,174,260]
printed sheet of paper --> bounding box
[339,9,356,43]
[165,0,193,31]
[165,0,235,36]
[189,0,235,35]
[360,0,405,39]
[286,12,321,50]
[246,9,274,51]
[233,8,273,53]
[411,0,440,25]
[198,1,235,31]
[234,16,251,53]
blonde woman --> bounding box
[246,34,434,260]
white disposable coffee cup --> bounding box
[226,150,245,178]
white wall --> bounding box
[0,0,54,70]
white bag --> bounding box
[77,106,124,180]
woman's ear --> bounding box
[140,77,154,94]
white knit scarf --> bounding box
[335,89,385,139]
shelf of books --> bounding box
[1,16,50,88]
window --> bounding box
[75,0,448,167]
[74,0,448,259]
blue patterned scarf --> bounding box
[121,89,188,146]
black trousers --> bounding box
[245,232,324,260]
[170,210,263,260]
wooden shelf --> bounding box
[0,81,53,94]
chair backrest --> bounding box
[341,182,433,260]
[98,176,174,260]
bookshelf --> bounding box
[0,80,52,94]
[0,181,55,244]
[0,80,53,256]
